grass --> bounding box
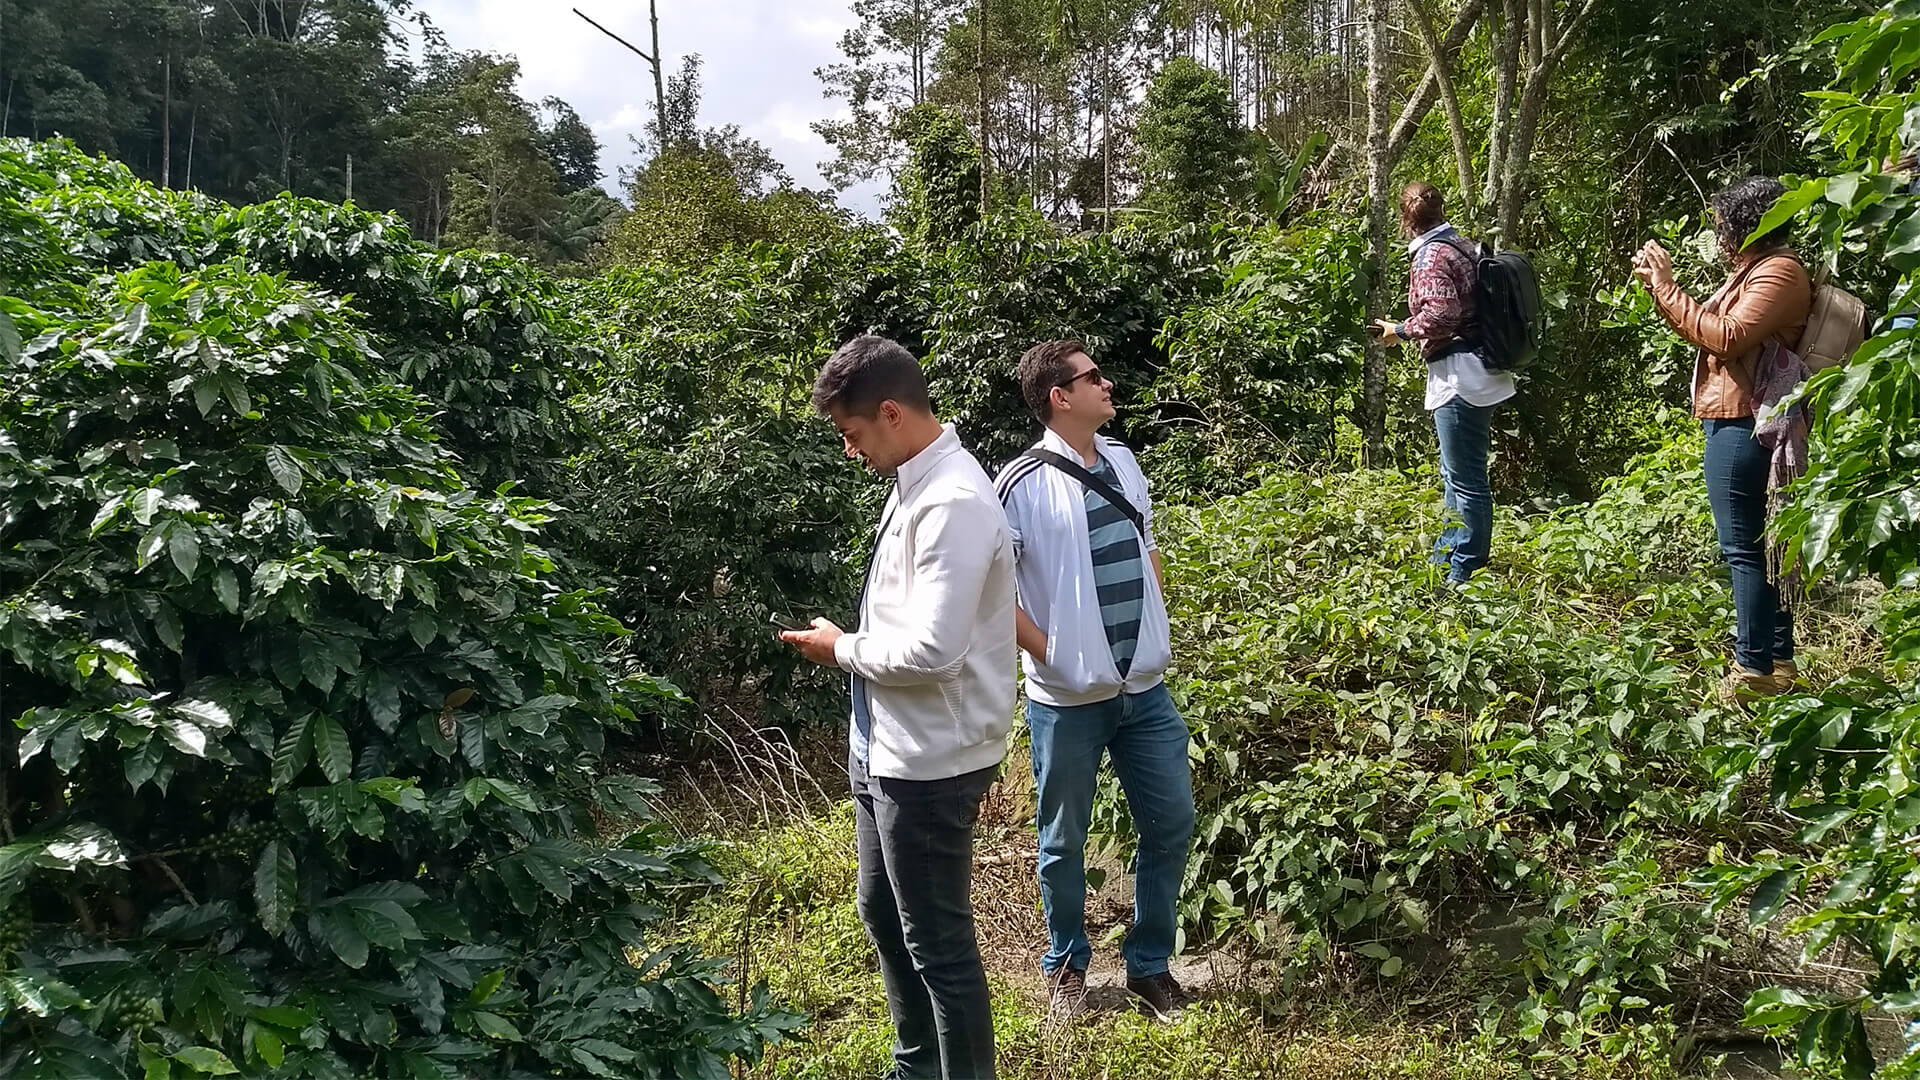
[662,776,1766,1079]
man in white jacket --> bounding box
[783,335,1015,1080]
[994,340,1195,1023]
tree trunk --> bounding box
[1406,0,1473,209]
[978,0,991,219]
[649,0,668,154]
[160,54,172,189]
[1386,0,1484,165]
[1361,0,1393,467]
[912,0,926,103]
[1498,0,1604,239]
[1483,0,1523,222]
[1102,48,1112,230]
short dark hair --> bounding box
[812,335,932,418]
[1400,181,1445,235]
[1019,339,1087,421]
[1712,176,1792,257]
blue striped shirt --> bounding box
[1083,456,1145,677]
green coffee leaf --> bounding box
[254,840,297,936]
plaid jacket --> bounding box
[1404,227,1477,360]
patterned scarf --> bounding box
[1748,340,1812,602]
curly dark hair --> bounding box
[1712,177,1792,258]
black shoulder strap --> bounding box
[1022,449,1146,537]
[1434,234,1482,265]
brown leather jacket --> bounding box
[1651,250,1812,420]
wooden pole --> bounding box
[574,5,667,151]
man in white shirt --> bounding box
[782,335,1015,1080]
[993,340,1195,1023]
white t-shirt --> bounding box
[1425,349,1517,411]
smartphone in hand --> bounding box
[769,612,810,634]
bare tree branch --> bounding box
[1387,0,1485,165]
[1406,0,1476,203]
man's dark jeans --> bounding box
[850,750,998,1080]
[1703,417,1794,675]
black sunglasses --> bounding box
[1054,366,1105,390]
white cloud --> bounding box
[407,1,876,212]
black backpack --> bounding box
[1438,236,1541,372]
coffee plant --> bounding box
[1103,431,1819,1067]
[0,141,799,1078]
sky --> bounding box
[406,0,887,216]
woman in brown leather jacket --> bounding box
[1632,177,1812,704]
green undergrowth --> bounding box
[668,423,1898,1077]
[672,803,1702,1079]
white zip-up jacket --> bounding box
[834,424,1018,780]
[994,428,1173,707]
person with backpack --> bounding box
[1372,182,1517,588]
[1632,177,1813,705]
[993,340,1196,1025]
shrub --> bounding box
[0,140,798,1079]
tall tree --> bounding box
[1406,0,1475,210]
[1134,57,1247,222]
[812,0,964,190]
[440,55,565,254]
[892,103,982,245]
[977,0,992,217]
[1482,0,1605,239]
[611,56,825,266]
[536,97,603,194]
[1361,0,1393,466]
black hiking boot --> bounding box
[1125,970,1188,1022]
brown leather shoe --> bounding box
[1718,668,1787,707]
[1047,966,1088,1023]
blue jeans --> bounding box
[1027,683,1195,979]
[1702,418,1794,675]
[1432,399,1496,583]
[851,751,998,1080]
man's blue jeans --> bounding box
[1703,417,1794,675]
[1027,683,1195,979]
[1432,399,1497,584]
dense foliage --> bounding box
[0,0,617,264]
[1687,4,1920,1074]
[0,141,798,1078]
[6,0,1917,1074]
[1139,433,1787,1067]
